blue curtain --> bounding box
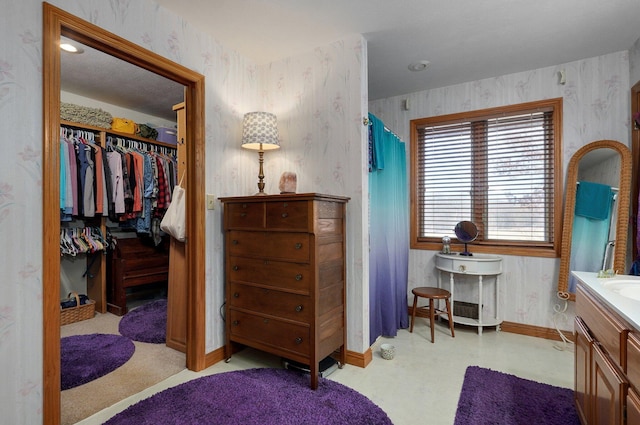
[368,113,409,345]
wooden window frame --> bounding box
[410,98,563,258]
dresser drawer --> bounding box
[229,282,311,322]
[225,202,265,229]
[228,309,310,356]
[628,333,640,390]
[266,201,309,230]
[228,256,311,293]
[576,285,628,369]
[228,231,310,262]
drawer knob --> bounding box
[233,292,239,298]
[232,320,239,326]
[232,239,238,245]
[295,305,303,312]
[295,274,303,281]
[242,204,247,208]
[283,202,288,207]
[233,265,239,271]
[263,319,270,324]
[295,243,302,250]
[282,212,288,218]
[240,212,247,217]
[458,265,466,272]
[295,337,303,344]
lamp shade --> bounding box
[241,112,280,150]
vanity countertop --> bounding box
[572,271,640,330]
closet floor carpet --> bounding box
[60,311,185,425]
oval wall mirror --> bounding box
[557,140,632,300]
[455,220,478,256]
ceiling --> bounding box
[155,0,640,100]
[61,0,640,121]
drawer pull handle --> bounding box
[295,337,303,344]
[232,240,238,245]
[232,320,239,326]
[263,319,269,324]
[295,243,302,250]
[295,305,303,312]
[242,204,247,208]
[458,265,466,272]
[233,265,239,271]
[282,212,288,218]
[283,203,288,207]
[295,274,303,281]
[240,212,247,217]
[233,292,239,298]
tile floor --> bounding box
[76,320,575,425]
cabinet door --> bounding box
[592,343,627,425]
[628,389,640,425]
[575,317,593,425]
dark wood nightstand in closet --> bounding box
[220,193,349,389]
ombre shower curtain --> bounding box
[368,113,409,345]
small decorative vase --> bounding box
[279,172,297,194]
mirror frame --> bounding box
[557,139,632,301]
[43,3,207,423]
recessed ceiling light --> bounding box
[408,60,430,72]
[60,42,84,54]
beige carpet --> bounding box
[60,310,185,425]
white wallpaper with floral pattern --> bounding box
[369,49,634,339]
[0,1,367,423]
[1,0,638,422]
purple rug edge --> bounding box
[118,298,167,343]
[61,333,135,390]
[104,367,393,425]
[454,365,580,425]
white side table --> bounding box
[435,252,503,335]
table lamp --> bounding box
[241,112,280,195]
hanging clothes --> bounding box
[368,113,409,345]
[105,136,177,239]
[59,126,177,242]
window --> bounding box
[410,98,562,257]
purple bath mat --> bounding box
[104,367,393,425]
[118,298,167,343]
[454,366,580,425]
[61,333,135,390]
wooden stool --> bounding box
[409,287,455,343]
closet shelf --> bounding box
[60,119,177,149]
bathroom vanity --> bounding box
[572,271,640,425]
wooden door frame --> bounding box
[42,4,207,424]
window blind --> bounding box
[415,109,555,244]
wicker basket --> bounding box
[60,292,96,326]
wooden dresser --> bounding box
[107,236,169,316]
[220,193,349,389]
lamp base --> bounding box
[253,192,268,196]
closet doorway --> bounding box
[43,4,206,425]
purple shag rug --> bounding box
[61,333,135,390]
[104,368,393,425]
[118,299,167,343]
[454,366,580,425]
